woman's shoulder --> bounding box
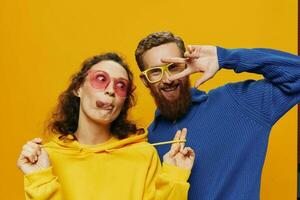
[122,141,160,164]
[41,134,77,153]
[121,132,158,157]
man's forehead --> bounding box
[142,43,182,69]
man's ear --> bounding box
[140,75,150,88]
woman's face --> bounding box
[77,60,129,125]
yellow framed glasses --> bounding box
[140,63,186,83]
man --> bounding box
[135,31,300,200]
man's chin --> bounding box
[162,94,179,102]
[150,79,191,121]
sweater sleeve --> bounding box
[143,149,191,200]
[24,167,63,200]
[217,47,300,125]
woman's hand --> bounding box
[17,138,51,175]
[163,128,195,170]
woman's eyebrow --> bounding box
[91,69,128,79]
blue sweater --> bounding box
[148,47,300,200]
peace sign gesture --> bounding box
[161,45,219,87]
[163,128,195,170]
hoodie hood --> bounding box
[43,133,148,154]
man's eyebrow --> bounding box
[148,63,170,68]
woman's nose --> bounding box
[104,81,115,97]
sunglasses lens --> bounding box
[89,70,129,98]
[113,79,129,97]
[89,70,110,90]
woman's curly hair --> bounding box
[47,53,144,139]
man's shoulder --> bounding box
[207,79,265,96]
[196,79,267,107]
[204,83,232,99]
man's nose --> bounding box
[161,71,172,84]
[104,81,115,97]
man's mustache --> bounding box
[159,81,180,90]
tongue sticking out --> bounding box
[96,101,104,108]
[96,100,113,109]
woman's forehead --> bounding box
[90,60,129,79]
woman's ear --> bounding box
[140,75,149,88]
[73,87,82,97]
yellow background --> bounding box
[0,0,297,199]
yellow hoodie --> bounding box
[24,132,191,200]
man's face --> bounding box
[142,42,187,101]
[141,42,191,121]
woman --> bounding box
[17,53,195,200]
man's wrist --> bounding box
[217,46,239,70]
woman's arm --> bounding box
[24,167,63,200]
[17,138,63,200]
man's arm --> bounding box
[218,47,300,94]
[218,47,300,124]
[163,45,300,125]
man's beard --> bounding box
[150,79,192,121]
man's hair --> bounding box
[135,31,186,71]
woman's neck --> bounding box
[75,109,112,145]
